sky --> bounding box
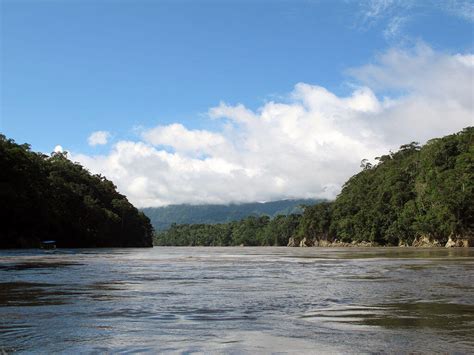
[1,0,473,207]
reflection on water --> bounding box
[0,282,66,307]
[302,302,474,333]
[0,247,473,353]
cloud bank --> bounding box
[74,45,473,207]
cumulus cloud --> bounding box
[142,123,227,156]
[74,45,473,207]
[88,131,111,146]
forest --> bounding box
[142,199,319,231]
[0,135,154,248]
[154,214,302,246]
[155,127,473,247]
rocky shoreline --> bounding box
[287,235,473,248]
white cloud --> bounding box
[73,45,474,207]
[358,0,412,30]
[88,131,111,146]
[362,0,398,20]
[441,0,474,22]
[53,145,64,153]
[142,123,227,156]
[383,16,407,39]
[357,1,473,40]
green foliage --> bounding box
[142,199,321,231]
[296,202,332,241]
[0,135,154,248]
[154,214,301,246]
[328,127,473,245]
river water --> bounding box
[0,247,473,353]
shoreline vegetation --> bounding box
[0,135,153,248]
[154,127,473,248]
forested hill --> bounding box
[324,126,473,246]
[0,135,153,248]
[142,199,321,231]
[155,127,473,247]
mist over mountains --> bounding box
[141,199,322,231]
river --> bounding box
[0,247,473,353]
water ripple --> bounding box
[0,247,473,353]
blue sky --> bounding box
[1,0,473,206]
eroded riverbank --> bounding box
[288,235,473,248]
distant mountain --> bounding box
[142,199,322,231]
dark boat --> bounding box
[40,240,56,250]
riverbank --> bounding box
[287,235,473,248]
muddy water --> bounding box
[0,247,473,353]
